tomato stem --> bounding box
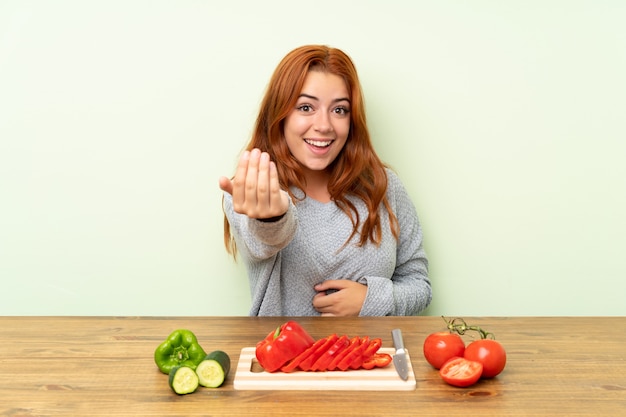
[443,316,495,340]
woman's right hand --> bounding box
[219,148,289,219]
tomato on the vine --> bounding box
[464,339,506,378]
[423,332,466,369]
[439,357,483,387]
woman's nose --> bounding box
[314,111,334,133]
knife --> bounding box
[391,328,409,381]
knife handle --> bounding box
[392,328,405,351]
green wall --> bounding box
[1,0,625,316]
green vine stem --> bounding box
[443,316,496,340]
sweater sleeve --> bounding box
[358,172,431,316]
[222,192,298,261]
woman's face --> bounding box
[283,70,351,175]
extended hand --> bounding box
[313,280,367,317]
[219,148,289,219]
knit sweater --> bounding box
[222,169,431,316]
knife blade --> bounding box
[391,328,409,381]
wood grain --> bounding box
[0,316,625,416]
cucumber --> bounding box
[195,350,231,388]
[168,365,199,394]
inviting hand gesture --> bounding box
[219,148,289,219]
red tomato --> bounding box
[464,339,506,378]
[439,357,483,387]
[423,332,466,369]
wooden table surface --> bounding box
[1,316,625,416]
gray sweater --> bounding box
[223,169,431,316]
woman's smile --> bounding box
[304,138,333,148]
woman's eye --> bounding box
[297,104,313,112]
[334,106,350,115]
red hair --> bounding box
[224,45,399,255]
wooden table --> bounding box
[1,316,625,416]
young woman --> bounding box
[219,45,431,316]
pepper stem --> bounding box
[273,325,281,340]
[172,345,190,362]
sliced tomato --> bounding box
[439,357,483,388]
[298,334,338,371]
[361,353,392,370]
[310,335,350,371]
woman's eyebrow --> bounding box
[298,93,351,104]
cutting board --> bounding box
[233,347,416,391]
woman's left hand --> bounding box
[312,280,367,317]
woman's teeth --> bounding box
[304,139,332,148]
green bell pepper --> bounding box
[154,329,207,374]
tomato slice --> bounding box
[361,353,392,370]
[439,357,483,388]
[310,335,350,371]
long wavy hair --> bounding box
[224,45,399,256]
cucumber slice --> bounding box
[168,365,199,394]
[196,350,231,388]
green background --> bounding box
[2,0,624,316]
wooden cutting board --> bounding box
[233,347,416,391]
